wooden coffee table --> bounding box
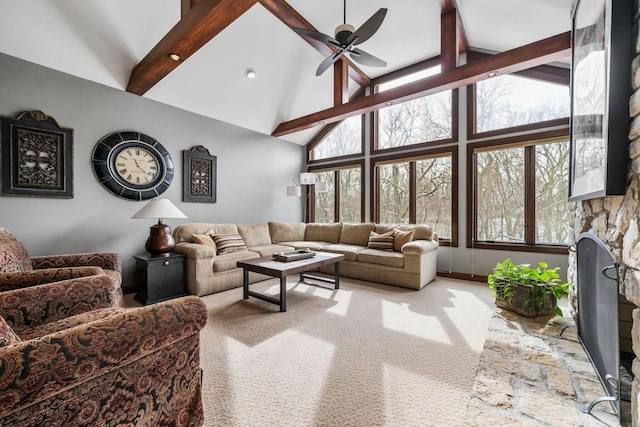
[237,251,345,312]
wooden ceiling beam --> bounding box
[181,0,198,18]
[334,60,349,105]
[442,0,469,54]
[441,8,459,71]
[272,32,570,137]
[259,0,371,87]
[127,0,258,95]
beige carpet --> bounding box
[198,276,494,426]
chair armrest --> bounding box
[0,275,120,333]
[175,242,215,260]
[31,252,121,272]
[0,296,207,419]
[0,266,105,291]
[401,239,439,255]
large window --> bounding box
[309,116,362,161]
[469,135,570,252]
[471,73,570,136]
[375,65,455,151]
[374,148,457,243]
[310,164,363,223]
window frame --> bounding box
[466,129,569,254]
[308,160,365,223]
[371,58,459,155]
[371,145,458,246]
[467,60,570,140]
[307,113,365,164]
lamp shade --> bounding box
[287,185,302,196]
[299,172,316,185]
[131,198,187,220]
[132,198,187,256]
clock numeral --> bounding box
[126,150,132,157]
[136,176,140,183]
[135,149,141,156]
[116,162,125,167]
[149,165,157,171]
[127,174,133,181]
[119,168,128,175]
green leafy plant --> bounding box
[488,259,571,316]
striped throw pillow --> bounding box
[212,233,247,255]
[367,231,394,251]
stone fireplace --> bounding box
[568,3,640,424]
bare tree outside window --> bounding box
[311,116,361,160]
[378,91,452,149]
[475,147,525,242]
[314,171,335,223]
[378,162,410,223]
[416,157,452,239]
[535,140,570,244]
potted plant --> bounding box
[487,259,571,317]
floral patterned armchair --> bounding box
[0,273,207,426]
[0,228,122,306]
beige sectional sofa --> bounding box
[173,221,439,297]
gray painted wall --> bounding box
[0,53,305,288]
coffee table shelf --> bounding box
[237,251,344,312]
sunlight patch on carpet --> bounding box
[381,299,452,344]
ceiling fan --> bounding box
[293,1,388,76]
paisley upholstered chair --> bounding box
[0,228,122,305]
[0,281,207,426]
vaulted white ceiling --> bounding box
[0,0,572,145]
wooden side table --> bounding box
[134,253,187,305]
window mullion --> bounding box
[334,170,340,222]
[410,162,417,223]
[524,146,536,245]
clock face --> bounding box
[92,131,174,200]
[115,146,160,185]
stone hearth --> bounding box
[467,308,626,426]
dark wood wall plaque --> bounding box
[0,110,73,198]
[183,145,216,203]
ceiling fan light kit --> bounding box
[292,1,388,76]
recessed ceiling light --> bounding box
[486,71,498,78]
[245,68,257,79]
[168,53,182,62]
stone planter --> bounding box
[494,280,557,317]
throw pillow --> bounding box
[192,234,216,249]
[367,231,394,251]
[212,233,247,255]
[0,316,20,347]
[393,229,414,252]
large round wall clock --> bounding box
[92,131,174,200]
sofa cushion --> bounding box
[192,234,217,252]
[269,222,306,243]
[213,250,259,272]
[0,228,32,272]
[393,229,415,252]
[340,223,376,246]
[238,224,272,248]
[357,249,405,268]
[0,316,20,347]
[367,231,394,251]
[278,241,331,251]
[174,223,238,244]
[212,234,248,255]
[321,244,364,262]
[249,244,294,257]
[305,223,342,244]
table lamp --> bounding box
[131,198,187,256]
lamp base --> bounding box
[145,223,175,256]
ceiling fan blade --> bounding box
[292,27,339,46]
[349,48,387,67]
[347,8,387,45]
[316,51,344,76]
